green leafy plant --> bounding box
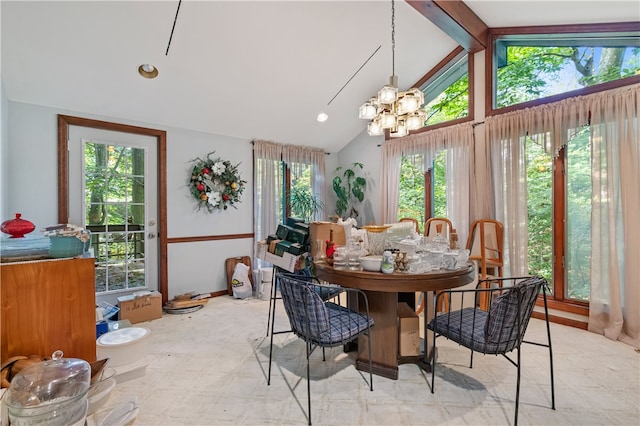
[287,187,325,222]
[333,163,366,219]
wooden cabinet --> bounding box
[1,257,96,363]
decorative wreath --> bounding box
[188,152,246,212]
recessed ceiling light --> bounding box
[138,64,158,79]
[317,113,328,122]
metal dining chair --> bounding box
[271,272,374,425]
[428,276,555,426]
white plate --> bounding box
[98,400,138,426]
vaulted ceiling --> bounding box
[2,1,638,152]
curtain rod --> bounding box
[249,140,330,154]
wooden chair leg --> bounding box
[478,279,491,311]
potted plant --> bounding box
[333,162,367,220]
[287,187,325,222]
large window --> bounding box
[491,25,640,111]
[487,23,639,318]
[253,140,326,249]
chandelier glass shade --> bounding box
[359,0,426,137]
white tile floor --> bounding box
[92,295,640,426]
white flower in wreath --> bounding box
[207,191,221,205]
[212,161,226,175]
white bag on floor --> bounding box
[232,262,252,299]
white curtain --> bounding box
[380,122,473,244]
[253,140,283,248]
[253,140,327,248]
[485,118,529,276]
[485,84,640,347]
[589,85,640,347]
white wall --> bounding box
[0,80,7,224]
[165,127,253,238]
[5,101,254,297]
[335,129,384,227]
[0,3,5,223]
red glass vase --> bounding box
[1,213,36,238]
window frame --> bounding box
[485,22,640,327]
[388,46,474,140]
[486,22,640,116]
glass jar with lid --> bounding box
[4,350,90,426]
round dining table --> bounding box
[314,261,475,380]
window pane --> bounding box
[398,155,425,231]
[433,151,447,218]
[108,145,131,174]
[289,162,320,222]
[420,54,469,127]
[526,137,553,284]
[127,260,146,289]
[397,152,447,229]
[495,34,640,108]
[83,140,148,294]
[566,127,591,301]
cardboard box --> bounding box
[309,222,346,257]
[398,302,420,356]
[118,291,162,324]
[256,241,301,272]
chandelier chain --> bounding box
[391,0,395,77]
[358,0,426,137]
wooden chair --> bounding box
[466,219,504,310]
[424,217,453,238]
[417,217,454,314]
[399,217,420,234]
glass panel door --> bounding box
[68,125,158,296]
[84,142,146,292]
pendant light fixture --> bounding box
[359,0,426,137]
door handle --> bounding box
[147,232,156,240]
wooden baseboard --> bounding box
[210,290,229,298]
[532,311,588,329]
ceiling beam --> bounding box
[406,0,488,53]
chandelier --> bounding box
[358,0,426,137]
